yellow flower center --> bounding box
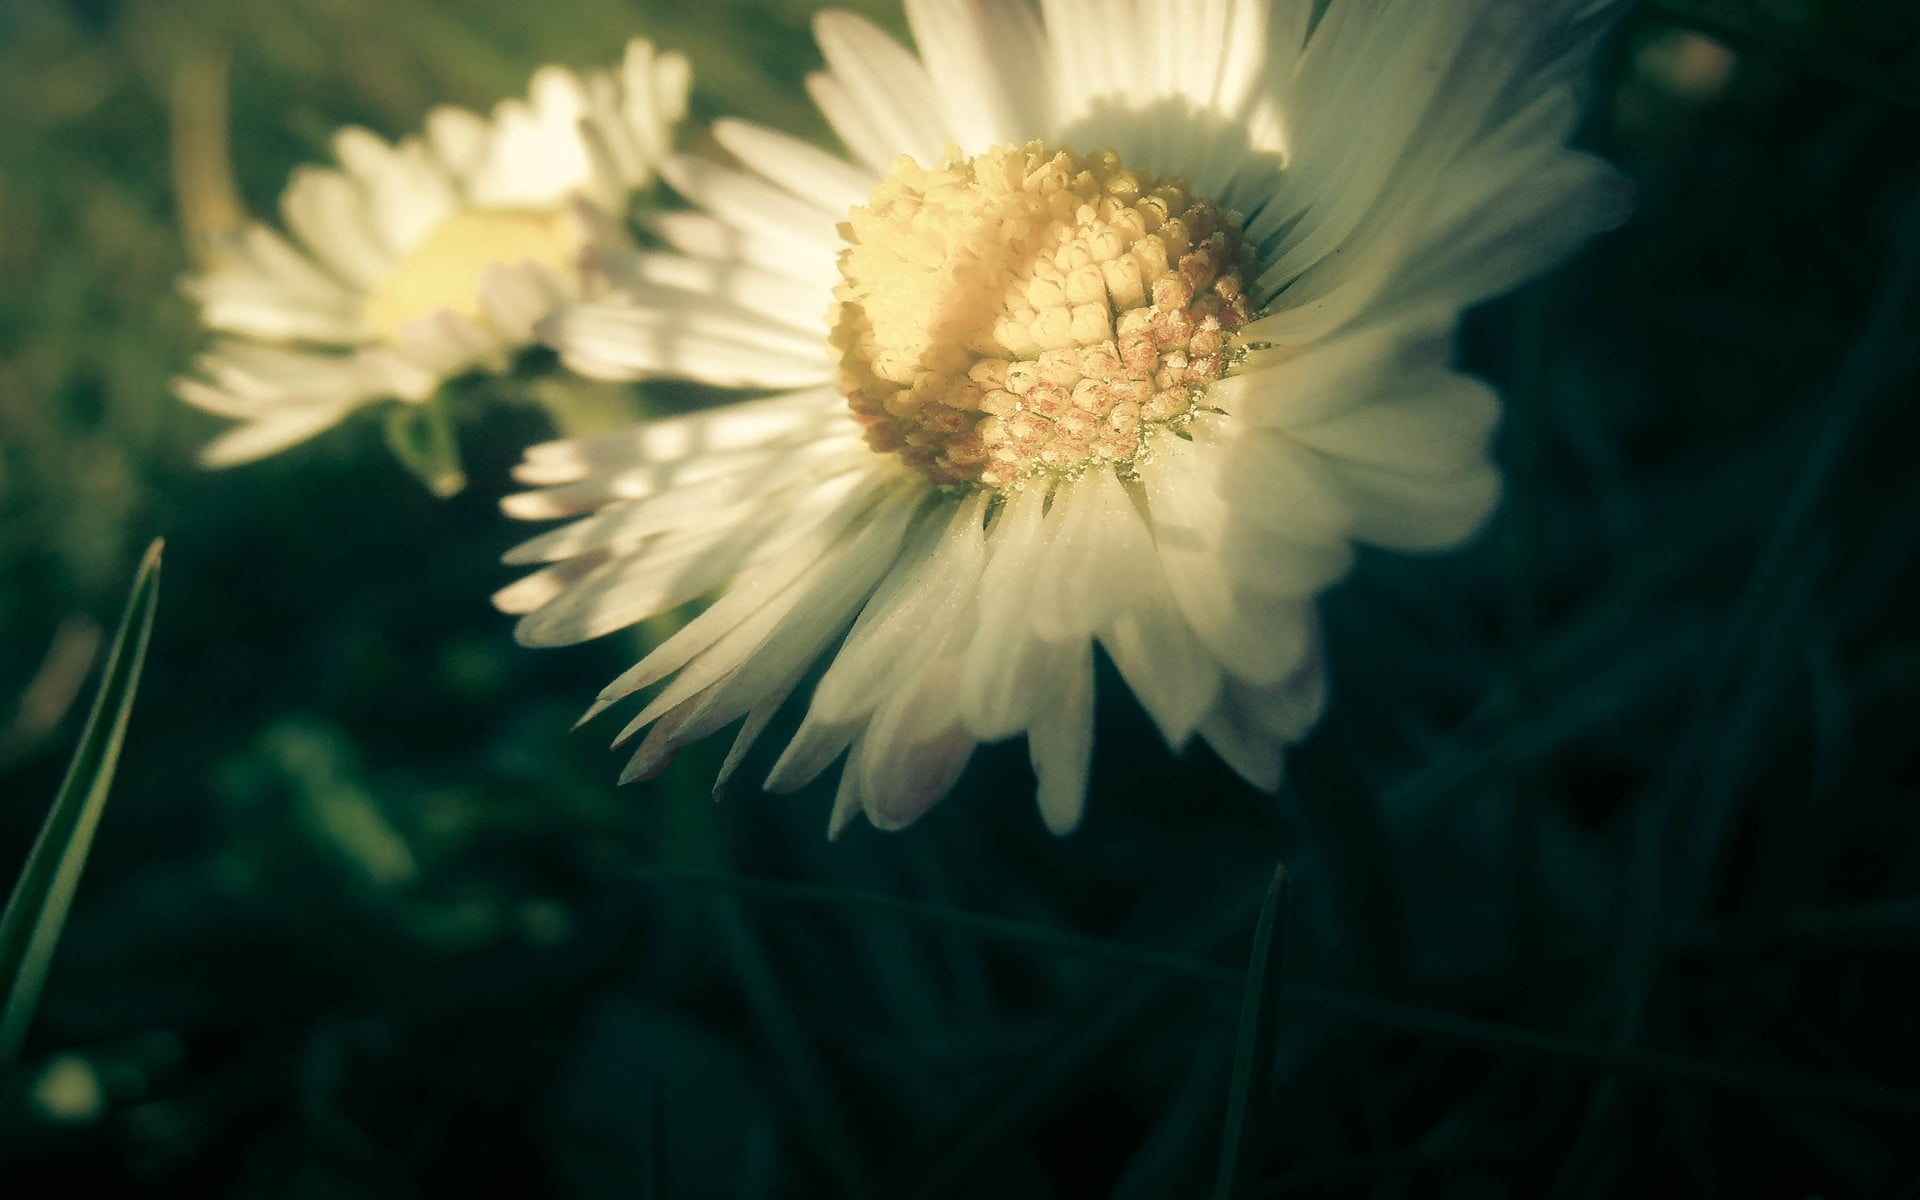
[363,208,584,343]
[829,142,1254,490]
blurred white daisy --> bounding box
[174,39,690,476]
[501,0,1631,835]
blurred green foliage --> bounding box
[2,0,1919,1196]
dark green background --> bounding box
[2,0,1918,1195]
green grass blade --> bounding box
[0,538,163,1075]
[1215,865,1290,1200]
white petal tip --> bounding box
[825,806,860,841]
[618,746,676,785]
[1041,812,1084,837]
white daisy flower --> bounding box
[501,0,1631,835]
[175,39,691,472]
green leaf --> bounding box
[382,391,466,497]
[0,538,163,1076]
[1215,865,1290,1200]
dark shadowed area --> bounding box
[2,0,1918,1195]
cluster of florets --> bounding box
[830,142,1254,490]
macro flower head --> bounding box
[501,0,1632,835]
[174,39,690,474]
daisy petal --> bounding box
[1028,641,1094,835]
[711,119,873,219]
[541,301,834,386]
[511,388,845,486]
[811,11,948,169]
[196,404,360,467]
[1320,458,1504,552]
[1282,372,1501,477]
[659,155,845,260]
[904,0,1051,153]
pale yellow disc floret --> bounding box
[829,142,1255,490]
[363,208,585,344]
